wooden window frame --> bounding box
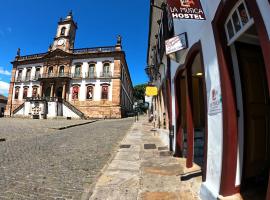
[101,85,109,100]
[72,85,80,100]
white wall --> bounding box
[170,0,270,199]
[170,1,223,199]
[63,104,80,119]
[69,58,115,102]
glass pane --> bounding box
[238,3,249,26]
[232,11,241,32]
[89,66,94,73]
[226,20,234,39]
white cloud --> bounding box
[0,67,11,76]
[0,81,9,95]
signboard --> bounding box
[208,88,222,116]
[145,86,158,96]
[165,33,188,55]
[167,0,206,20]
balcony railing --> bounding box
[85,72,97,79]
[100,71,112,78]
[39,73,71,79]
[17,53,47,61]
[14,71,114,82]
[73,46,115,54]
[70,73,82,78]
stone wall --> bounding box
[70,100,122,119]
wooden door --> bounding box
[236,42,270,180]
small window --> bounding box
[32,87,38,98]
[14,87,20,99]
[23,87,28,99]
[86,86,94,100]
[60,27,66,36]
[72,86,79,100]
[225,1,252,45]
[101,85,109,99]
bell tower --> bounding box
[51,11,77,52]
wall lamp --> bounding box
[151,2,167,11]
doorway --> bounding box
[56,87,63,99]
[45,87,51,98]
[232,27,270,199]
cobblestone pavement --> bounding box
[0,118,95,141]
[0,118,134,200]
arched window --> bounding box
[60,27,66,36]
[23,87,28,99]
[72,85,79,100]
[101,85,109,99]
[86,86,94,100]
[14,87,20,99]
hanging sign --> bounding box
[165,33,188,55]
[167,0,206,20]
[145,86,158,96]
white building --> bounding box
[147,0,270,199]
[5,12,133,119]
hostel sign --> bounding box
[165,33,188,55]
[167,0,206,20]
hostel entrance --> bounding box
[213,0,270,198]
[174,44,207,180]
[230,27,270,199]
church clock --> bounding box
[57,39,65,46]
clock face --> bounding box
[57,39,65,46]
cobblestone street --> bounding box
[0,118,134,200]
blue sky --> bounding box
[0,0,149,96]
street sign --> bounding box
[145,86,158,96]
[165,33,188,55]
[167,0,206,20]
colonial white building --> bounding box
[5,12,133,119]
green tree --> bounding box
[133,83,147,102]
[133,84,148,113]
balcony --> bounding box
[70,73,82,79]
[85,72,97,79]
[73,46,115,54]
[100,71,112,78]
[38,73,71,79]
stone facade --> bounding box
[5,12,133,119]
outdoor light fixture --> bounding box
[150,2,167,11]
[196,72,203,76]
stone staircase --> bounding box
[62,99,85,119]
[12,102,25,115]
